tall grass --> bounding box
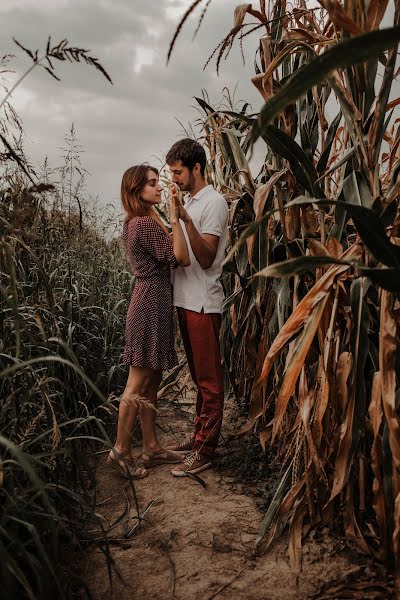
[0,40,130,599]
[0,168,135,598]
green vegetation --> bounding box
[1,1,400,596]
[0,42,126,599]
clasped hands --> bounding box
[169,184,191,224]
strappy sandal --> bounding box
[107,448,148,479]
[142,448,182,468]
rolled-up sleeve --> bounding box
[200,196,229,237]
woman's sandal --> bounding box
[142,448,182,468]
[107,448,148,479]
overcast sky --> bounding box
[0,0,262,212]
[0,0,397,217]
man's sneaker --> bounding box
[165,438,195,456]
[171,452,212,477]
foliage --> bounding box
[0,40,126,599]
[172,0,400,591]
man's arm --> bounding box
[183,219,219,269]
[174,186,227,270]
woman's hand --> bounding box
[169,184,191,224]
[168,184,181,224]
[168,184,191,266]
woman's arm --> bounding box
[169,189,190,267]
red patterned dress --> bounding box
[122,216,178,371]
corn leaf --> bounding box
[251,27,400,143]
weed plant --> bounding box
[0,39,128,599]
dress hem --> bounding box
[123,350,178,372]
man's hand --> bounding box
[169,184,191,224]
[170,184,220,269]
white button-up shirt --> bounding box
[173,185,229,313]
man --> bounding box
[165,138,229,476]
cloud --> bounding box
[0,0,263,210]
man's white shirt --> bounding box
[172,185,229,314]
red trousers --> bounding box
[177,308,224,457]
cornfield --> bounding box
[170,0,400,590]
[1,1,400,597]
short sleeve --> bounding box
[200,195,229,237]
[136,217,178,268]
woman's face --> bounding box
[140,170,163,205]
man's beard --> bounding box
[181,170,195,193]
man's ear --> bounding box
[193,163,201,176]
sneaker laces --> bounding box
[183,450,200,467]
[175,437,194,449]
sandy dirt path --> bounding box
[85,390,364,600]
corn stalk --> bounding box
[172,0,400,591]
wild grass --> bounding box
[0,167,135,597]
[0,39,128,599]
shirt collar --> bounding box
[191,184,212,202]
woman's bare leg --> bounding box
[114,366,161,455]
[139,370,162,453]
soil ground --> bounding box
[85,384,389,600]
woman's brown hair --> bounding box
[121,164,159,222]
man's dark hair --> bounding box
[166,138,207,176]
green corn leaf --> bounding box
[289,196,400,268]
[194,96,216,116]
[261,124,322,196]
[359,267,400,291]
[342,172,372,209]
[316,111,342,175]
[255,458,293,551]
[254,255,351,279]
[250,27,400,144]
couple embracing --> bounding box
[108,138,229,480]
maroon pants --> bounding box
[177,308,224,457]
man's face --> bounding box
[168,160,195,193]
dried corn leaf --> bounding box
[335,352,352,416]
[319,0,363,34]
[367,0,390,30]
[368,371,388,560]
[272,297,328,441]
[234,3,252,27]
[288,499,306,575]
[379,291,400,476]
[343,481,371,554]
[248,243,360,427]
[299,369,327,483]
[251,36,273,102]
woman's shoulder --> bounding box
[123,217,144,238]
[127,215,155,223]
[125,216,162,240]
[125,215,153,228]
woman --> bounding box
[108,164,190,478]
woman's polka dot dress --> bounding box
[122,216,178,371]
